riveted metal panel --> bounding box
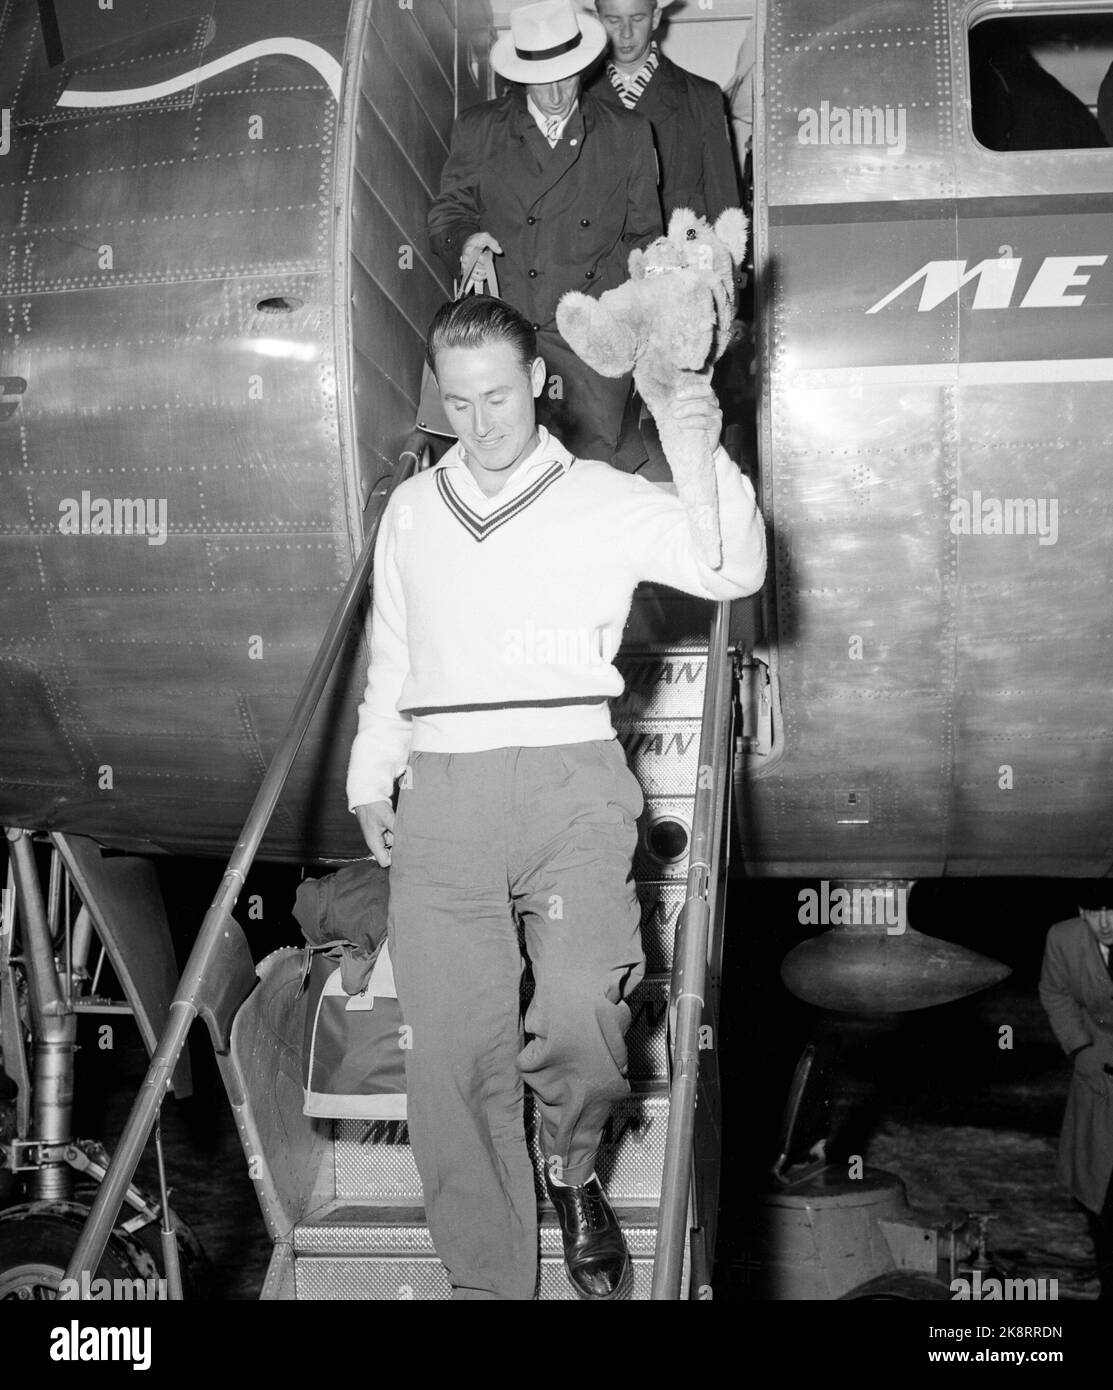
[765,0,956,207]
[750,0,1113,876]
[0,0,474,860]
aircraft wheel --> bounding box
[0,1201,150,1300]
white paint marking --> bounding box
[56,37,341,108]
[786,358,1113,389]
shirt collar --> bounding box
[525,95,577,140]
[607,41,659,92]
[435,426,575,480]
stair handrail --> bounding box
[63,438,427,1289]
[650,598,734,1299]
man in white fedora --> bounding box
[427,0,661,465]
[581,0,740,223]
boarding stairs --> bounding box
[57,440,741,1300]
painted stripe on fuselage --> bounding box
[770,192,1113,224]
[56,37,342,107]
[787,358,1113,388]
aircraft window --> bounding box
[969,14,1113,150]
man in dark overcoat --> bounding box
[426,0,661,463]
[1039,901,1113,1300]
[580,0,740,223]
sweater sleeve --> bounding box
[623,445,766,600]
[1038,925,1092,1056]
[345,497,414,810]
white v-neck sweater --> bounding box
[346,429,766,809]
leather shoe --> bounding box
[545,1172,632,1300]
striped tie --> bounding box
[545,115,561,146]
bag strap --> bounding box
[455,248,500,301]
[297,938,376,997]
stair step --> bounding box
[613,648,709,720]
[616,718,704,797]
[294,1205,659,1254]
[636,880,688,974]
[334,1084,672,1203]
[290,1209,662,1300]
[291,1251,658,1300]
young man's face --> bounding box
[526,75,582,120]
[596,0,661,73]
[435,340,546,486]
[1079,906,1113,948]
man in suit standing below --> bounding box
[581,0,740,223]
[1039,899,1113,1300]
[427,0,661,463]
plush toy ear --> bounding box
[556,291,638,376]
[627,246,647,280]
[666,207,702,245]
[714,207,750,265]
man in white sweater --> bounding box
[347,294,765,1300]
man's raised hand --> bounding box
[668,378,723,452]
[355,800,395,867]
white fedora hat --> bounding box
[492,0,608,84]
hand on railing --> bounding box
[355,801,395,868]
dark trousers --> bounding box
[387,741,646,1300]
[1083,1169,1113,1300]
[535,328,634,465]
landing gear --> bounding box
[0,1201,155,1300]
[0,1193,210,1301]
[1,830,207,1297]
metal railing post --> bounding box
[651,600,734,1299]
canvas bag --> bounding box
[300,937,407,1120]
[293,858,406,1120]
[416,252,501,437]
